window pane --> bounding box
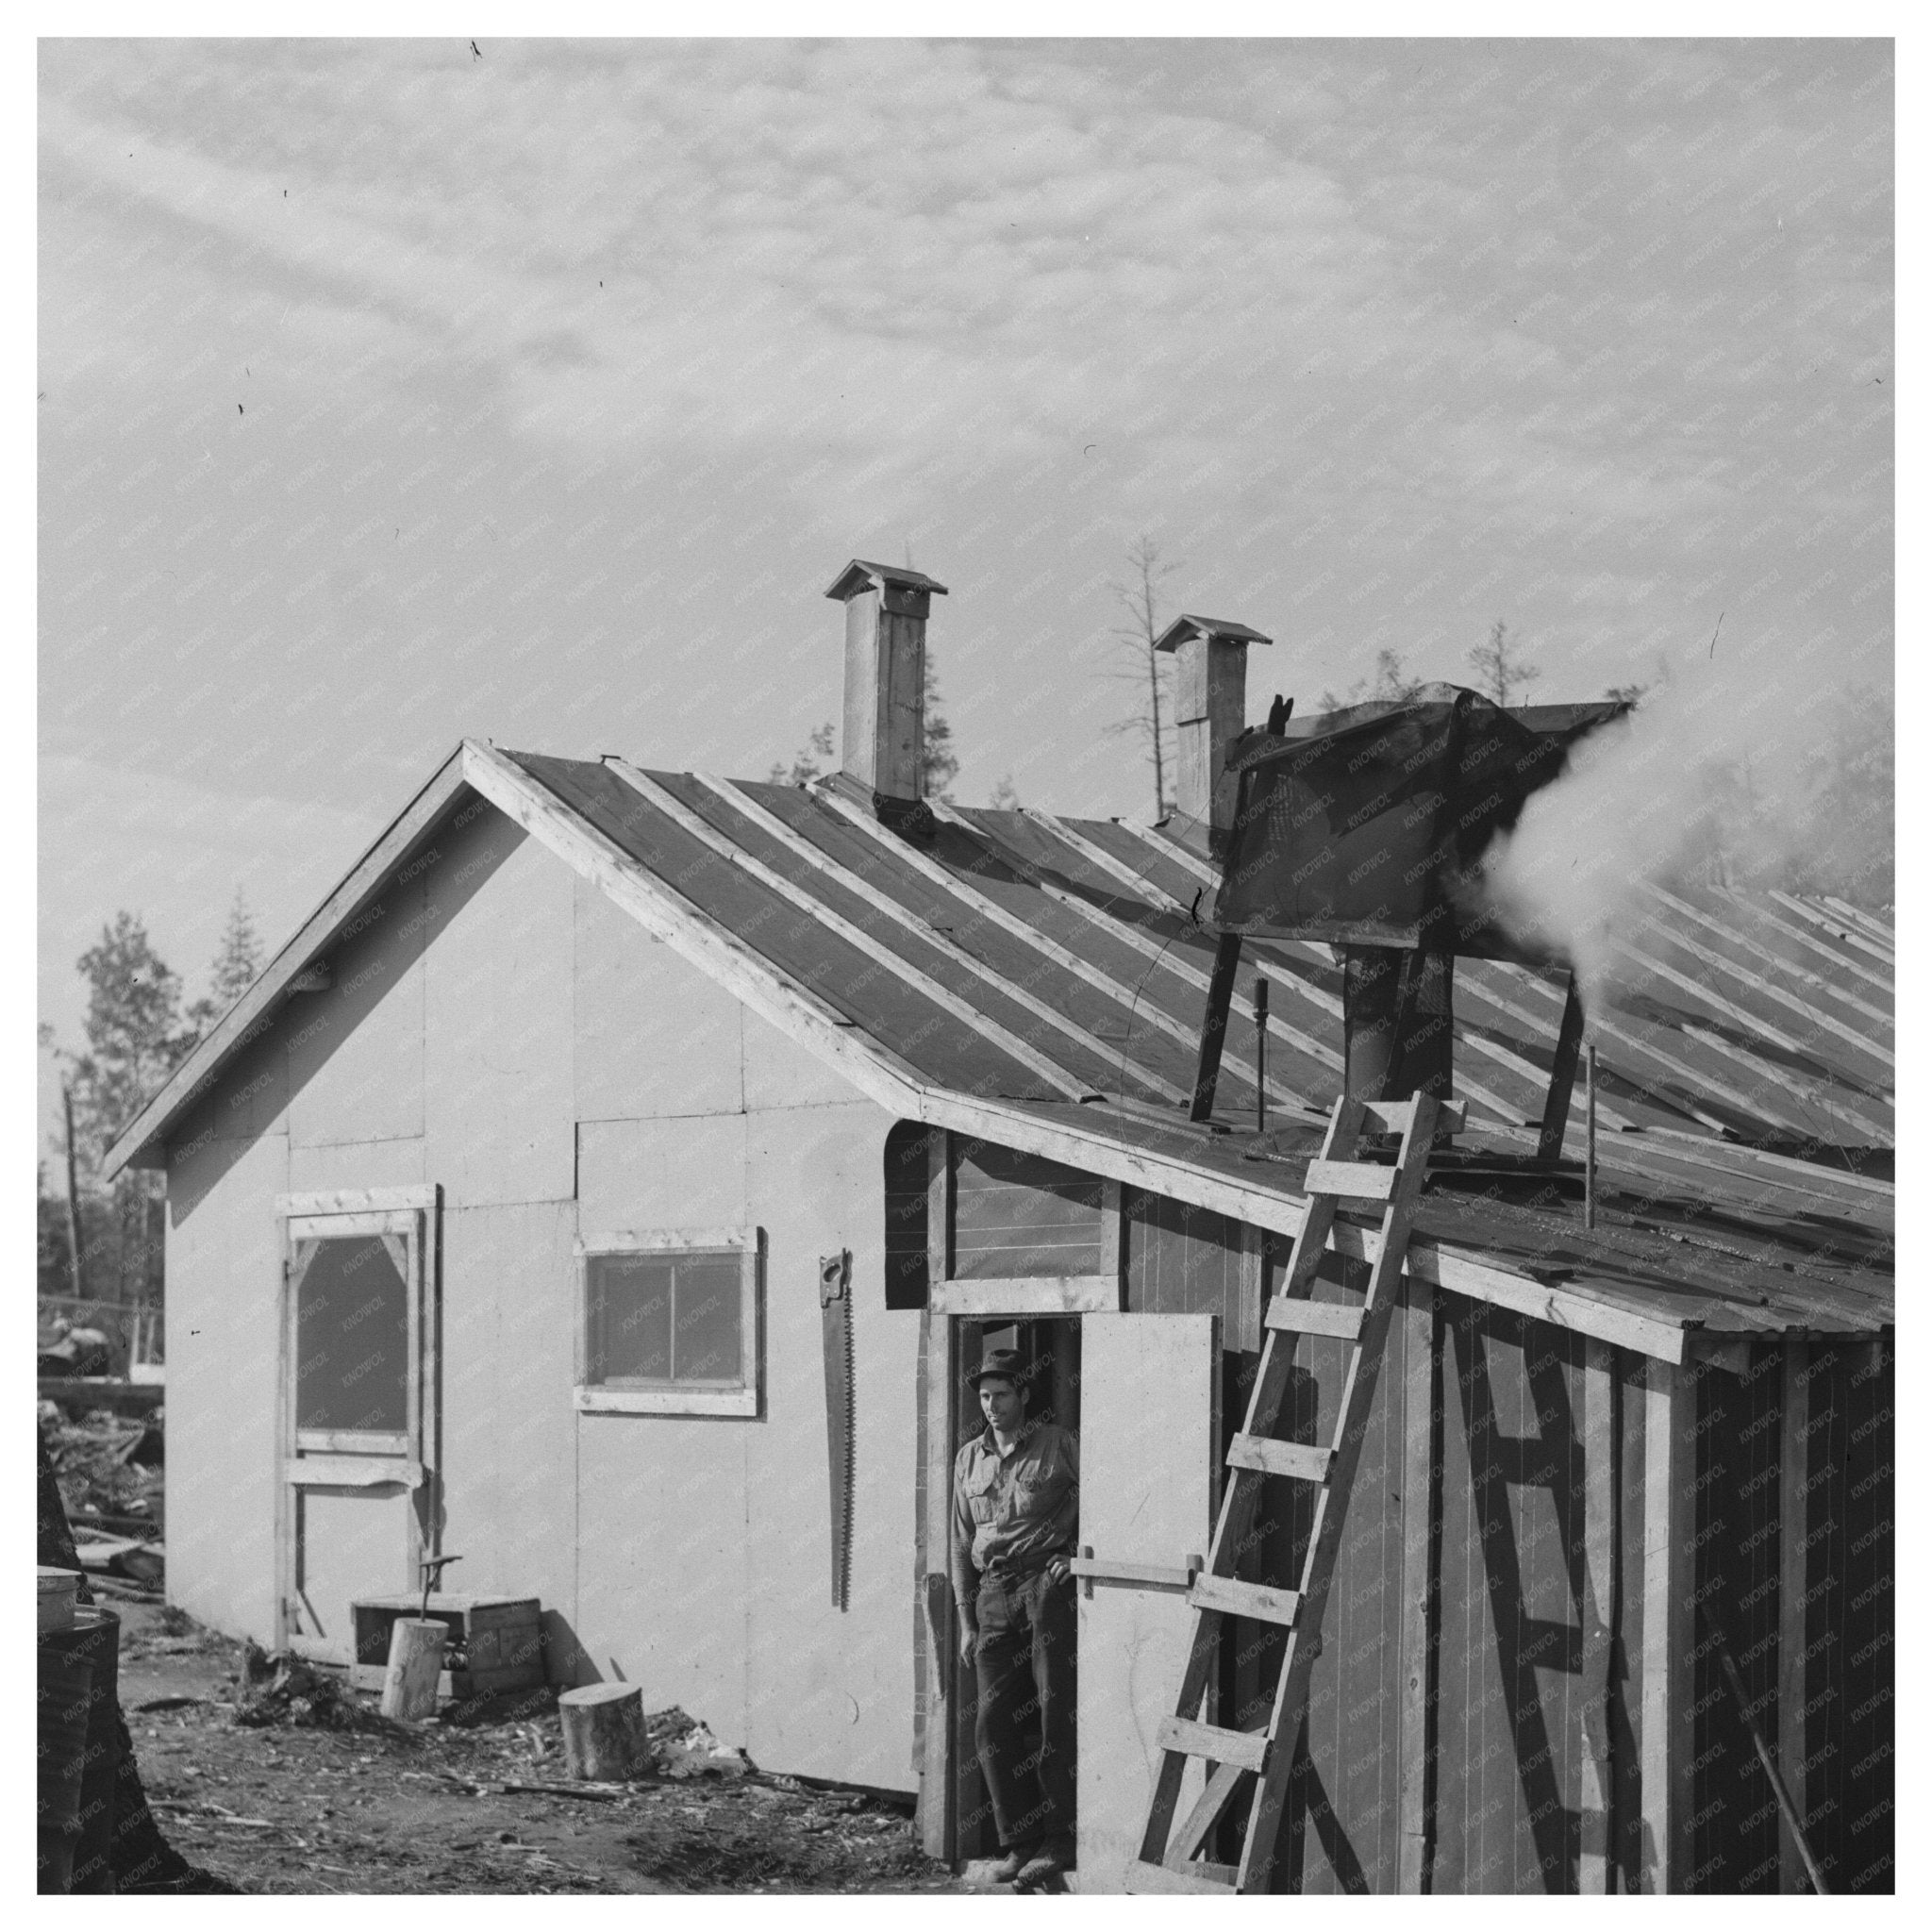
[673,1255,743,1386]
[296,1236,408,1433]
[586,1254,673,1384]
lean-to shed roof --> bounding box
[108,739,1892,1360]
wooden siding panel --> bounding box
[436,1202,579,1665]
[286,1137,426,1195]
[742,1100,918,1790]
[575,1405,749,1738]
[284,871,427,1150]
[161,1128,291,1645]
[576,1115,750,1234]
[425,813,575,1207]
[574,874,744,1122]
[740,998,859,1111]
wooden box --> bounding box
[347,1594,544,1700]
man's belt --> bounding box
[979,1547,1070,1584]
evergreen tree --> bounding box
[1320,646,1425,711]
[768,722,836,787]
[920,650,959,802]
[59,912,194,1305]
[186,888,265,1035]
[187,889,266,1042]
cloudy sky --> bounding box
[37,35,1892,1079]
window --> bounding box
[575,1228,762,1417]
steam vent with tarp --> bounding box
[106,564,1890,1893]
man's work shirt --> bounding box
[950,1420,1079,1605]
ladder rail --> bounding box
[1126,1089,1441,1895]
[1139,1093,1370,1865]
[1238,1092,1439,1892]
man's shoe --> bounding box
[1016,1833,1075,1889]
[991,1842,1036,1884]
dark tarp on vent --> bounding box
[1213,683,1627,961]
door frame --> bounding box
[273,1185,441,1657]
[918,1129,1128,1863]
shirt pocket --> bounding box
[1013,1467,1069,1518]
[964,1465,1001,1525]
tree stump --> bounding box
[379,1617,447,1720]
[558,1683,647,1780]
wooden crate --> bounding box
[347,1594,544,1699]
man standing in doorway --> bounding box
[951,1345,1079,1890]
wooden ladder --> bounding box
[1124,1089,1453,1895]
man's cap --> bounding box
[969,1347,1029,1391]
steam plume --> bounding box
[1480,627,1892,1013]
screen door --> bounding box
[278,1192,437,1658]
[1074,1312,1221,1893]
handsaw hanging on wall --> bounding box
[819,1250,855,1612]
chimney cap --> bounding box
[824,558,951,603]
[1154,614,1274,653]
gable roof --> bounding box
[108,738,1892,1361]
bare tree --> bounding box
[1466,620,1541,708]
[1107,534,1179,822]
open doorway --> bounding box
[949,1315,1083,1866]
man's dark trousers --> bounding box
[974,1567,1076,1851]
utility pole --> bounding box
[62,1080,86,1302]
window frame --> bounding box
[282,1204,427,1460]
[573,1225,764,1418]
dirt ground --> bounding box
[114,1600,973,1896]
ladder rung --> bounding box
[1305,1158,1397,1201]
[1157,1714,1270,1773]
[1190,1573,1303,1626]
[1125,1857,1237,1895]
[1226,1435,1334,1484]
[1263,1296,1363,1341]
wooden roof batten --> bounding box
[817,783,1314,1114]
[103,719,1889,1366]
[680,771,1190,1107]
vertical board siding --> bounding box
[1688,1349,1784,1892]
[1796,1337,1895,1893]
[1433,1298,1592,1894]
[949,1141,1105,1277]
[884,1123,933,1309]
[1837,1339,1893,1894]
[1607,1346,1648,1891]
[1123,1191,1244,1322]
[1279,1249,1405,1894]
